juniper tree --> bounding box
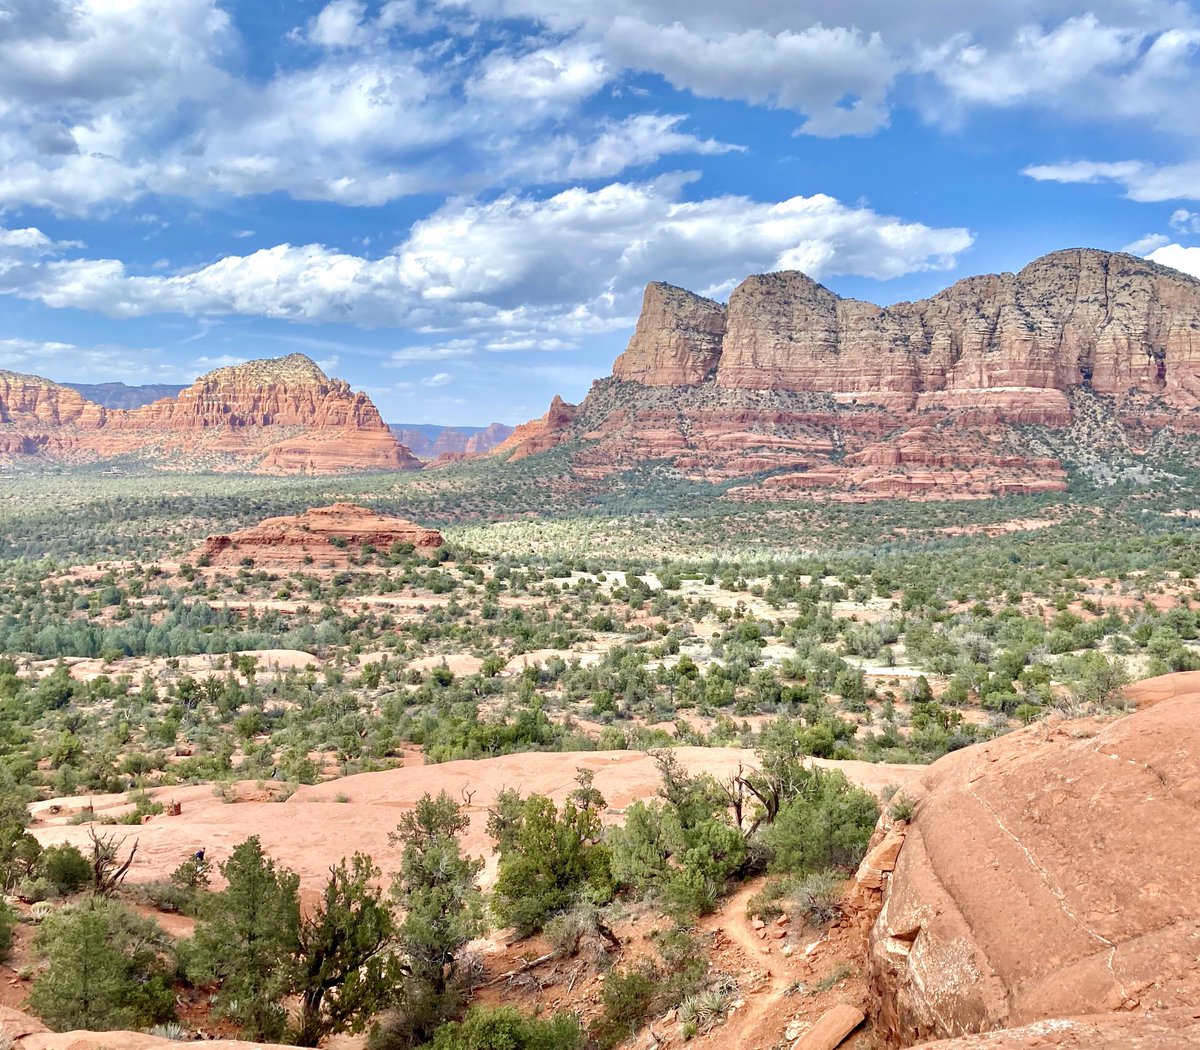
[384,791,485,1046]
[187,836,301,1040]
[294,852,397,1047]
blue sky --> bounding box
[2,1,1200,425]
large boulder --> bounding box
[867,672,1200,1046]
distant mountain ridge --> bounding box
[390,421,514,461]
[0,353,420,474]
[64,382,186,409]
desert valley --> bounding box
[3,2,1200,1049]
[0,245,1198,1050]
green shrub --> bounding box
[39,843,91,896]
[590,966,659,1050]
[491,795,613,935]
[427,1006,583,1050]
[0,900,15,961]
[760,770,879,875]
[29,898,175,1031]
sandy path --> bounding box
[691,879,799,1049]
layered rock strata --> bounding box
[199,502,443,569]
[0,354,419,474]
[501,250,1200,499]
[866,671,1200,1045]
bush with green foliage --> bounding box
[490,793,614,935]
[29,898,175,1031]
[759,768,879,874]
[589,965,659,1050]
[375,792,485,1048]
[427,1006,583,1050]
[38,843,91,896]
[186,836,301,1040]
[294,852,397,1046]
[0,900,14,961]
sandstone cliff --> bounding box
[489,395,578,462]
[0,354,420,474]
[866,670,1200,1046]
[615,250,1200,405]
[501,249,1200,500]
[612,281,726,385]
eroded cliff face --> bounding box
[0,354,420,474]
[0,372,107,427]
[499,250,1200,499]
[866,672,1200,1047]
[489,395,578,462]
[612,282,727,385]
[200,502,443,569]
[613,250,1200,406]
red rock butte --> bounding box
[199,502,443,569]
[0,353,421,474]
[499,249,1200,500]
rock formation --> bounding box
[490,395,578,462]
[865,670,1200,1046]
[199,502,443,569]
[1,1003,309,1050]
[502,249,1200,499]
[0,354,420,474]
[612,281,726,385]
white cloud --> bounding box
[0,0,233,213]
[0,181,970,339]
[1121,233,1171,254]
[500,114,740,183]
[606,18,895,136]
[1147,243,1200,279]
[1022,159,1200,201]
[388,340,478,365]
[304,1,371,49]
[421,371,453,386]
[1169,208,1200,233]
[0,336,204,384]
[467,43,609,115]
[0,0,1195,215]
[921,17,1139,108]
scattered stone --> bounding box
[789,1004,865,1050]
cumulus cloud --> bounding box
[0,0,233,213]
[605,19,896,135]
[467,43,610,116]
[1023,159,1200,201]
[303,0,372,49]
[920,17,1140,109]
[0,181,970,341]
[1147,243,1200,279]
[0,0,1197,214]
[1122,233,1171,255]
[1169,208,1200,233]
